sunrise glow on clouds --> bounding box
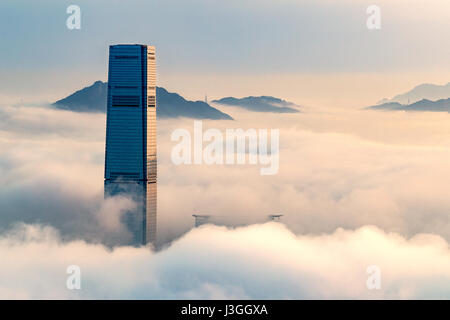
[1,0,450,300]
[1,103,450,298]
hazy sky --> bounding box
[0,0,449,106]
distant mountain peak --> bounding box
[53,81,233,120]
[212,96,300,113]
[377,82,450,105]
[367,97,450,113]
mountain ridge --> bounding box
[212,96,300,113]
[53,81,233,120]
[377,82,450,105]
[367,97,450,112]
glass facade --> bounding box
[104,44,157,246]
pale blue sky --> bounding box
[0,0,449,105]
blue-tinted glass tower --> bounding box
[104,44,157,246]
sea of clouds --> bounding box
[1,222,449,299]
[0,103,450,298]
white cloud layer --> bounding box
[2,103,450,298]
[2,104,450,243]
[0,222,449,299]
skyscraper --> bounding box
[104,44,157,246]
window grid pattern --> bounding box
[105,44,157,246]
